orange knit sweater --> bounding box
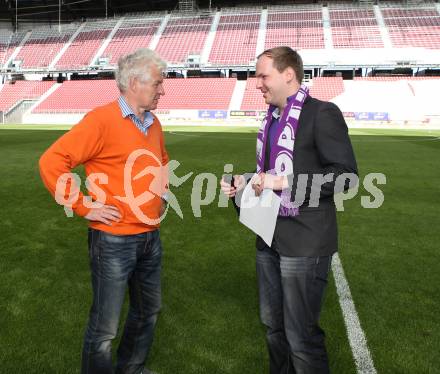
[39,101,169,235]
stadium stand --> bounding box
[33,80,118,113]
[55,20,118,69]
[155,15,213,64]
[32,78,236,112]
[14,26,77,69]
[101,18,162,65]
[1,2,440,125]
[381,3,440,49]
[1,2,440,69]
[0,30,27,68]
[0,80,55,112]
[157,77,236,109]
[240,77,265,111]
[309,77,345,101]
[265,5,325,50]
[333,77,439,121]
[329,6,384,48]
[22,75,439,125]
[209,9,261,65]
[241,77,346,111]
[0,30,17,66]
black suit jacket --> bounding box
[254,96,358,257]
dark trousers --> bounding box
[256,245,332,374]
[81,229,162,374]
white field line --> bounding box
[332,253,377,374]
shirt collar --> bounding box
[118,95,153,122]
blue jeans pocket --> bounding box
[88,228,101,261]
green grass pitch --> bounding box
[0,127,439,373]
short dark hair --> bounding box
[258,46,304,83]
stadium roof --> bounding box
[0,0,178,25]
[0,1,322,29]
[0,0,428,29]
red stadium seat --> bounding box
[32,78,236,112]
[102,19,161,65]
[32,80,119,113]
[382,6,440,49]
[309,77,345,101]
[265,8,325,50]
[0,81,55,112]
[209,13,260,65]
[157,78,236,109]
[56,23,115,69]
[155,16,213,64]
[330,8,384,49]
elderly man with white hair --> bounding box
[39,48,169,374]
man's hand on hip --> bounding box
[85,204,121,225]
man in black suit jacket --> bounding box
[220,47,357,373]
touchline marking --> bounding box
[351,136,440,143]
[332,253,377,374]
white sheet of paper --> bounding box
[239,177,281,246]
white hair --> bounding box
[115,48,167,93]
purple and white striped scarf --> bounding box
[256,84,309,217]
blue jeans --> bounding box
[256,245,331,374]
[81,229,162,374]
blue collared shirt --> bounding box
[118,96,154,135]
